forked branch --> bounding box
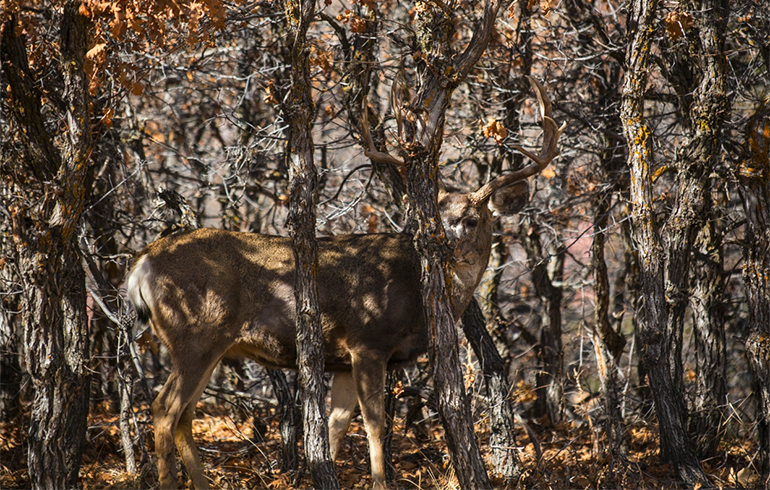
[469,77,566,205]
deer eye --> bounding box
[465,218,478,228]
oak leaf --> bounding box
[665,11,694,40]
[483,118,508,144]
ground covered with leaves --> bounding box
[0,397,760,490]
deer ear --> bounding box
[488,180,529,216]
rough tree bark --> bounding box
[690,214,727,459]
[406,143,492,489]
[657,1,730,451]
[620,0,712,485]
[740,102,770,489]
[0,4,94,488]
[678,0,729,460]
[461,299,520,482]
[281,0,340,486]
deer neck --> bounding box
[449,237,493,320]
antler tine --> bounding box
[390,62,405,139]
[361,86,405,167]
[470,76,565,205]
[529,76,553,123]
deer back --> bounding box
[129,229,443,371]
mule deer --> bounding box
[126,77,563,490]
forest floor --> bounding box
[0,400,760,489]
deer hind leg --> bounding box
[152,360,218,490]
[174,372,217,490]
[329,371,358,461]
[351,354,388,490]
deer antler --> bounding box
[469,76,565,205]
[361,81,405,168]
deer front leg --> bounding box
[352,355,388,490]
[329,371,359,461]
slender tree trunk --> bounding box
[268,369,301,473]
[117,320,137,475]
[461,299,520,482]
[740,102,770,489]
[590,192,628,458]
[282,0,339,486]
[620,0,712,485]
[521,219,564,424]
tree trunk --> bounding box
[117,317,137,475]
[739,102,770,488]
[461,299,520,483]
[20,255,91,489]
[681,0,730,461]
[406,145,492,490]
[402,0,504,484]
[1,5,94,488]
[590,192,628,458]
[282,0,339,486]
[620,0,712,485]
[521,219,564,424]
[689,215,727,459]
[268,369,301,473]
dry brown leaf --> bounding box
[665,11,694,40]
[483,118,508,144]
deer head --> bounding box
[361,76,564,315]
